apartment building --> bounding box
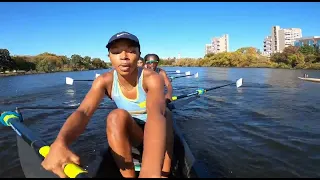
[270,26,302,53]
[205,34,229,55]
[205,44,213,55]
[294,36,320,48]
[262,35,272,57]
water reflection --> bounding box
[65,88,75,97]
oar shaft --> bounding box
[18,106,112,110]
[73,80,94,82]
[6,112,90,178]
[166,72,181,75]
[166,70,178,72]
[10,118,42,146]
[206,83,233,91]
[171,74,193,79]
[174,92,198,100]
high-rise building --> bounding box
[271,26,281,53]
[270,26,302,53]
[262,36,272,57]
[205,34,229,55]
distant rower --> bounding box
[144,54,173,103]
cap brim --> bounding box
[106,38,140,49]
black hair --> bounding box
[139,56,144,62]
[144,54,160,62]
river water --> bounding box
[0,67,319,178]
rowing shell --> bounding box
[16,107,211,178]
[7,78,243,178]
[298,77,320,83]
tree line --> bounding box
[2,44,320,74]
[0,49,110,73]
[158,45,320,69]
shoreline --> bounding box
[159,65,320,70]
[0,71,46,77]
[0,68,109,77]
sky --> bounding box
[1,2,320,62]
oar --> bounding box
[165,70,181,73]
[66,77,95,85]
[168,71,191,78]
[166,71,190,75]
[170,72,199,82]
[0,108,90,178]
[66,73,101,85]
[66,71,194,85]
[18,106,113,110]
[139,78,243,108]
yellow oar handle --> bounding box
[39,146,88,178]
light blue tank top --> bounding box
[111,68,147,122]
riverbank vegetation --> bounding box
[0,49,110,76]
[1,44,320,76]
[159,45,320,70]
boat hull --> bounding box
[16,118,210,178]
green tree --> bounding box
[283,45,299,54]
[304,54,317,63]
[287,53,305,68]
[0,49,16,71]
[36,59,56,72]
[236,47,259,55]
[11,56,34,71]
[59,55,69,65]
[299,45,316,55]
[82,56,92,69]
[92,58,104,69]
[70,54,83,69]
[204,53,215,58]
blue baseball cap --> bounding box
[106,31,140,49]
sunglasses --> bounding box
[145,60,159,64]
